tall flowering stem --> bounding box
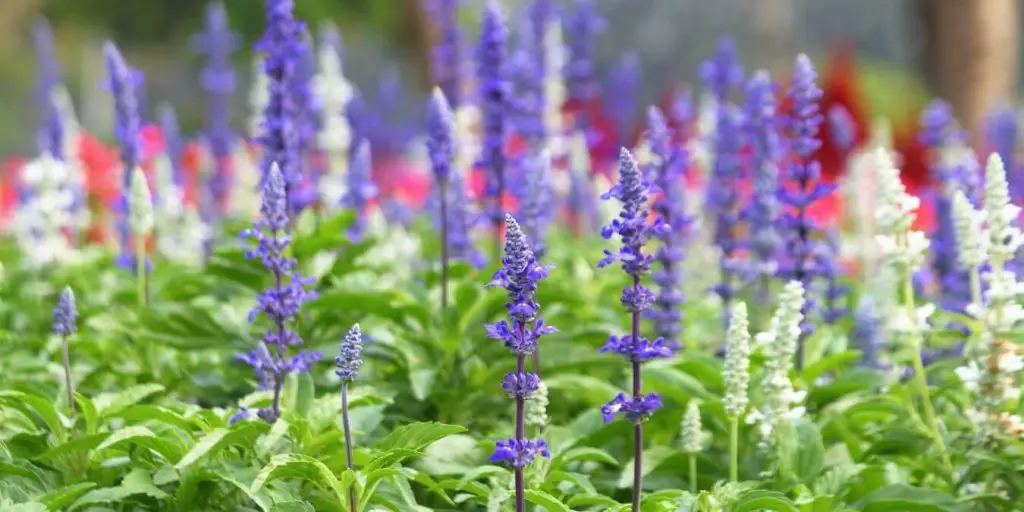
[563,0,604,111]
[742,71,781,302]
[598,149,673,511]
[193,1,239,217]
[428,88,456,310]
[103,42,143,271]
[335,324,363,512]
[485,215,553,512]
[33,19,62,159]
[53,287,77,416]
[426,0,464,108]
[237,165,321,423]
[873,148,952,473]
[129,168,153,308]
[257,0,304,201]
[341,141,377,241]
[700,38,744,318]
[986,108,1020,200]
[647,106,690,349]
[476,1,509,252]
[779,55,833,367]
[722,301,749,481]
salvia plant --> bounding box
[5,3,1024,512]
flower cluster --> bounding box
[778,54,835,339]
[749,280,806,444]
[874,148,930,275]
[335,323,363,382]
[341,141,378,241]
[563,0,605,107]
[193,1,239,214]
[426,0,465,108]
[647,106,691,349]
[475,1,509,229]
[485,215,552,470]
[742,70,782,297]
[237,165,321,422]
[257,0,304,196]
[519,150,554,259]
[32,19,62,160]
[52,287,77,336]
[681,400,704,453]
[103,42,145,271]
[722,301,750,418]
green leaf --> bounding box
[282,372,316,419]
[552,447,619,470]
[378,422,466,453]
[36,433,108,462]
[96,425,183,463]
[71,468,169,509]
[732,490,799,512]
[270,502,316,512]
[0,461,45,485]
[204,248,267,292]
[0,391,66,433]
[110,404,194,432]
[366,449,423,472]
[800,351,861,385]
[524,490,572,512]
[776,419,825,485]
[257,418,291,457]
[249,453,346,506]
[176,425,261,470]
[545,374,625,407]
[73,393,98,434]
[93,384,165,418]
[617,446,675,488]
[39,482,96,511]
[854,485,962,512]
[216,466,274,512]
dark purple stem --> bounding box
[631,275,642,511]
[794,177,809,370]
[515,351,526,512]
[61,334,75,416]
[440,180,450,311]
[341,382,357,511]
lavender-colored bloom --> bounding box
[193,1,240,214]
[519,151,554,259]
[427,89,455,183]
[365,66,416,156]
[605,53,641,145]
[566,158,600,233]
[987,106,1020,199]
[827,104,857,153]
[742,71,781,298]
[852,297,883,369]
[33,19,63,159]
[601,392,663,423]
[238,164,322,421]
[647,106,691,349]
[599,335,674,361]
[257,0,304,199]
[490,439,550,468]
[486,215,552,497]
[426,0,465,107]
[508,0,554,147]
[598,148,667,278]
[158,104,185,189]
[919,100,970,313]
[563,0,605,106]
[335,323,363,382]
[817,228,848,324]
[778,55,834,344]
[699,36,743,103]
[103,42,145,271]
[52,287,77,336]
[341,141,377,241]
[476,1,509,230]
[445,165,486,268]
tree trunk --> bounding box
[918,0,1019,142]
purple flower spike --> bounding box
[335,323,363,382]
[519,151,554,259]
[563,0,605,106]
[257,0,304,201]
[158,104,185,190]
[827,104,857,153]
[52,287,77,336]
[476,0,510,236]
[103,42,145,271]
[601,392,662,424]
[486,214,552,509]
[193,1,240,216]
[238,164,321,422]
[426,0,466,107]
[987,106,1020,200]
[427,89,455,183]
[778,54,835,358]
[742,71,781,300]
[341,140,377,241]
[33,19,63,159]
[605,53,641,145]
[647,106,691,349]
[490,439,550,468]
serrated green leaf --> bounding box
[855,485,962,512]
[270,502,316,512]
[776,419,824,485]
[96,425,183,463]
[524,490,572,512]
[110,404,194,432]
[73,393,98,435]
[176,424,260,470]
[732,490,799,512]
[249,453,347,508]
[800,351,862,385]
[552,447,619,470]
[39,482,96,511]
[35,433,108,462]
[0,391,66,434]
[378,422,466,453]
[93,384,165,418]
[71,468,169,509]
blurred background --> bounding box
[0,0,1019,157]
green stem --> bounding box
[729,416,739,482]
[966,267,982,356]
[903,266,952,475]
[136,237,146,308]
[689,453,697,493]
